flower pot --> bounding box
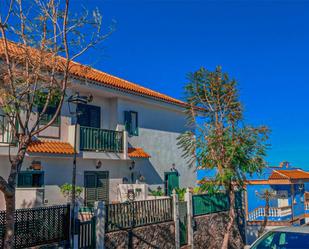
[31,161,42,170]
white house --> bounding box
[0,42,196,210]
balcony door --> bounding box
[84,171,109,207]
[77,103,101,128]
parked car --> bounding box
[247,226,309,249]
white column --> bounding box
[172,189,180,249]
[185,188,194,248]
[123,130,128,159]
[94,201,105,249]
[68,124,80,153]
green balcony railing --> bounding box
[80,126,124,152]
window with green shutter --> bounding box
[84,171,109,207]
[124,111,138,136]
[17,171,44,188]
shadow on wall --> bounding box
[134,159,163,185]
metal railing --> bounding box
[80,126,123,152]
[0,204,70,249]
[305,202,309,210]
[248,206,292,221]
[106,198,173,232]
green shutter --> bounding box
[124,111,132,134]
[84,171,109,207]
[96,172,109,203]
[124,111,138,136]
[131,111,138,136]
[78,104,101,128]
[85,174,97,207]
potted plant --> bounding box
[31,160,42,170]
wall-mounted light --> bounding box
[96,160,102,169]
[171,163,176,172]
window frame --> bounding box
[124,110,139,136]
[38,104,61,127]
[17,171,45,188]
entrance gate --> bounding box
[179,201,188,246]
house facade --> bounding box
[0,43,196,210]
[245,163,309,244]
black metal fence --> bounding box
[105,198,173,232]
[0,205,70,248]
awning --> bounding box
[28,140,75,155]
[128,147,150,158]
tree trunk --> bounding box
[2,141,28,249]
[3,192,15,249]
[221,189,236,249]
[258,196,270,236]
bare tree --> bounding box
[0,0,110,247]
[178,66,270,249]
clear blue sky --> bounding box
[72,0,309,169]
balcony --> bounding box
[79,126,124,153]
[248,206,292,221]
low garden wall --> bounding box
[193,211,244,249]
[105,221,175,249]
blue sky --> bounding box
[71,1,309,169]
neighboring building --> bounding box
[0,41,196,210]
[245,162,309,244]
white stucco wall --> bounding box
[0,78,197,209]
[117,98,196,189]
[0,155,132,210]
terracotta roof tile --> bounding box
[128,147,150,158]
[269,169,309,180]
[0,40,185,106]
[28,140,75,155]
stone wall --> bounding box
[105,221,175,249]
[193,211,244,249]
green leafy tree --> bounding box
[178,66,270,249]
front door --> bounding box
[164,172,179,195]
[84,171,109,207]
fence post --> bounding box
[172,189,180,249]
[185,188,194,249]
[73,202,80,249]
[94,201,105,249]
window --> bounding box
[252,231,309,249]
[77,104,101,128]
[17,171,44,188]
[124,111,138,136]
[38,104,60,127]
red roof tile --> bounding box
[128,148,150,158]
[269,169,309,180]
[0,40,185,106]
[28,140,75,155]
